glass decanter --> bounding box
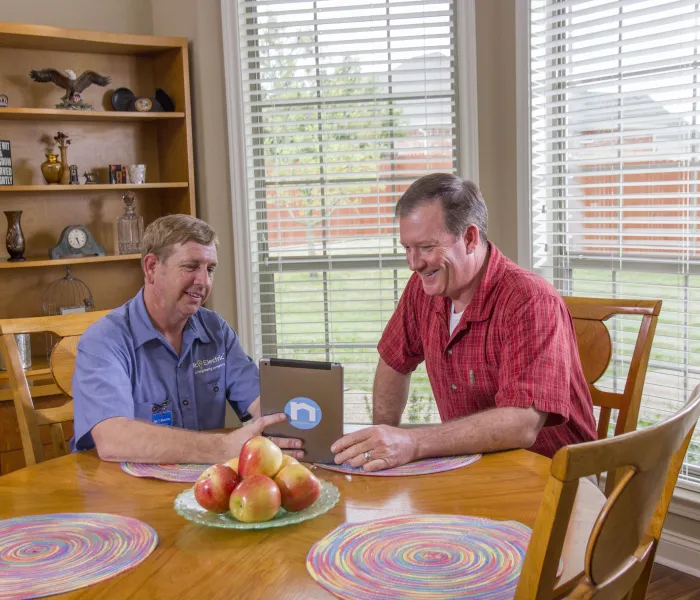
[117,191,144,254]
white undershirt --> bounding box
[449,302,464,335]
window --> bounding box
[224,0,474,424]
[528,0,700,485]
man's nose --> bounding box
[193,267,209,285]
[406,249,424,271]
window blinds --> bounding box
[234,0,456,424]
[530,0,700,485]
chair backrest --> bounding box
[563,297,662,442]
[50,335,80,397]
[0,311,109,466]
[514,384,700,600]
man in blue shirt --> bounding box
[72,214,303,463]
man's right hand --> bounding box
[226,412,304,460]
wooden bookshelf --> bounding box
[0,20,195,318]
[0,22,197,473]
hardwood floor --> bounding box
[648,564,700,599]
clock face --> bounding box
[67,227,88,250]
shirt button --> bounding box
[451,383,457,390]
[183,399,189,406]
[447,349,452,355]
[214,386,219,393]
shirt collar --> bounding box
[129,287,211,349]
[435,242,506,323]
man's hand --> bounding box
[226,412,305,460]
[330,425,417,472]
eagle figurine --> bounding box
[29,68,111,111]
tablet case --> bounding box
[260,358,343,464]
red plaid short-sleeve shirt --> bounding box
[377,243,597,458]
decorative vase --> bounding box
[41,153,63,185]
[59,146,70,185]
[4,210,25,262]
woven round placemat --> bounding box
[120,462,211,482]
[0,512,157,600]
[315,454,481,476]
[307,514,531,599]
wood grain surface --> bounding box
[0,449,606,599]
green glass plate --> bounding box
[173,481,340,530]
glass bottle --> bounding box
[117,192,143,254]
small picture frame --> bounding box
[0,94,8,108]
[0,140,13,186]
[69,164,79,184]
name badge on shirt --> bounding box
[152,411,173,426]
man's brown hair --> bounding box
[395,173,488,242]
[141,214,218,264]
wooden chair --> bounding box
[514,384,700,600]
[563,297,662,441]
[0,311,109,466]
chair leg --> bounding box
[626,552,656,600]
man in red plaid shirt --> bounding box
[331,174,597,471]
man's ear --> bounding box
[142,253,159,284]
[463,224,480,253]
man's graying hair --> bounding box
[395,173,488,243]
[141,214,218,264]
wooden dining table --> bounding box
[0,449,606,599]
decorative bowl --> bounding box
[173,480,339,530]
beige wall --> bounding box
[475,0,519,261]
[150,0,238,331]
[0,0,152,34]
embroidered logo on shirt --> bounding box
[193,353,225,375]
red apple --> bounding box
[229,474,281,523]
[224,457,239,474]
[238,436,284,478]
[280,454,299,469]
[193,464,241,513]
[274,463,322,512]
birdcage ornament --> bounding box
[42,265,94,358]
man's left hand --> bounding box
[330,425,418,472]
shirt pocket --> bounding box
[194,370,226,430]
[468,363,500,403]
[194,370,225,404]
[132,381,171,423]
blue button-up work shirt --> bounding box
[72,288,259,451]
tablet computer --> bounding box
[259,358,343,464]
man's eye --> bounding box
[420,246,435,252]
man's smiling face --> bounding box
[149,241,217,320]
[399,201,479,300]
